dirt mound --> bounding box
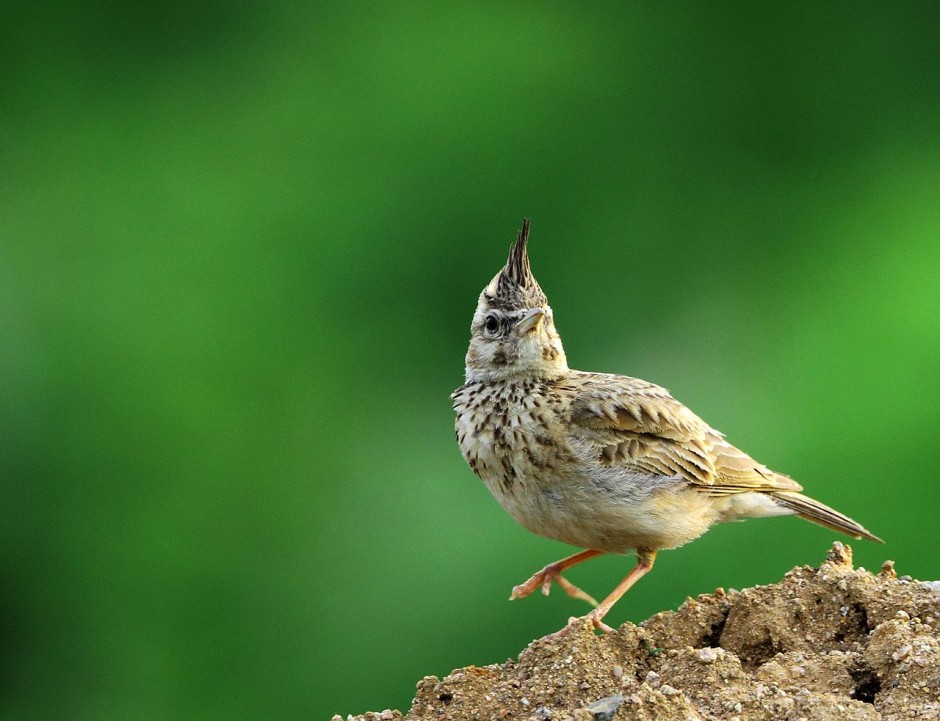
[341,544,940,720]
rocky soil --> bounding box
[341,543,940,720]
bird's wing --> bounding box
[564,372,802,494]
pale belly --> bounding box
[488,462,721,553]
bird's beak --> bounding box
[515,308,545,335]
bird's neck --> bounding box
[464,361,570,385]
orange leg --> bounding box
[550,548,657,637]
[510,549,604,607]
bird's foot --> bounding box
[586,609,616,634]
[542,611,615,641]
[510,563,599,607]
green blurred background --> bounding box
[2,3,939,719]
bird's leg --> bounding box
[546,549,657,638]
[510,549,604,607]
[583,548,656,633]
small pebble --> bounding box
[697,647,719,663]
[612,665,623,678]
[919,581,940,594]
[581,694,624,721]
[660,684,680,697]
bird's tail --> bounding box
[771,491,883,543]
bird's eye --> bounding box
[484,314,500,334]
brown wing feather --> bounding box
[565,372,802,494]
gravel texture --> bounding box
[340,543,940,720]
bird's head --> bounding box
[464,219,569,382]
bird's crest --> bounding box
[484,218,548,310]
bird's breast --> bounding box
[452,380,569,498]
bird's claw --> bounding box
[553,575,599,606]
[542,611,615,641]
[510,565,598,607]
[586,610,615,634]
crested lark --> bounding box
[452,219,881,634]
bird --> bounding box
[451,218,882,635]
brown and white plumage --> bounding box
[452,219,881,634]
